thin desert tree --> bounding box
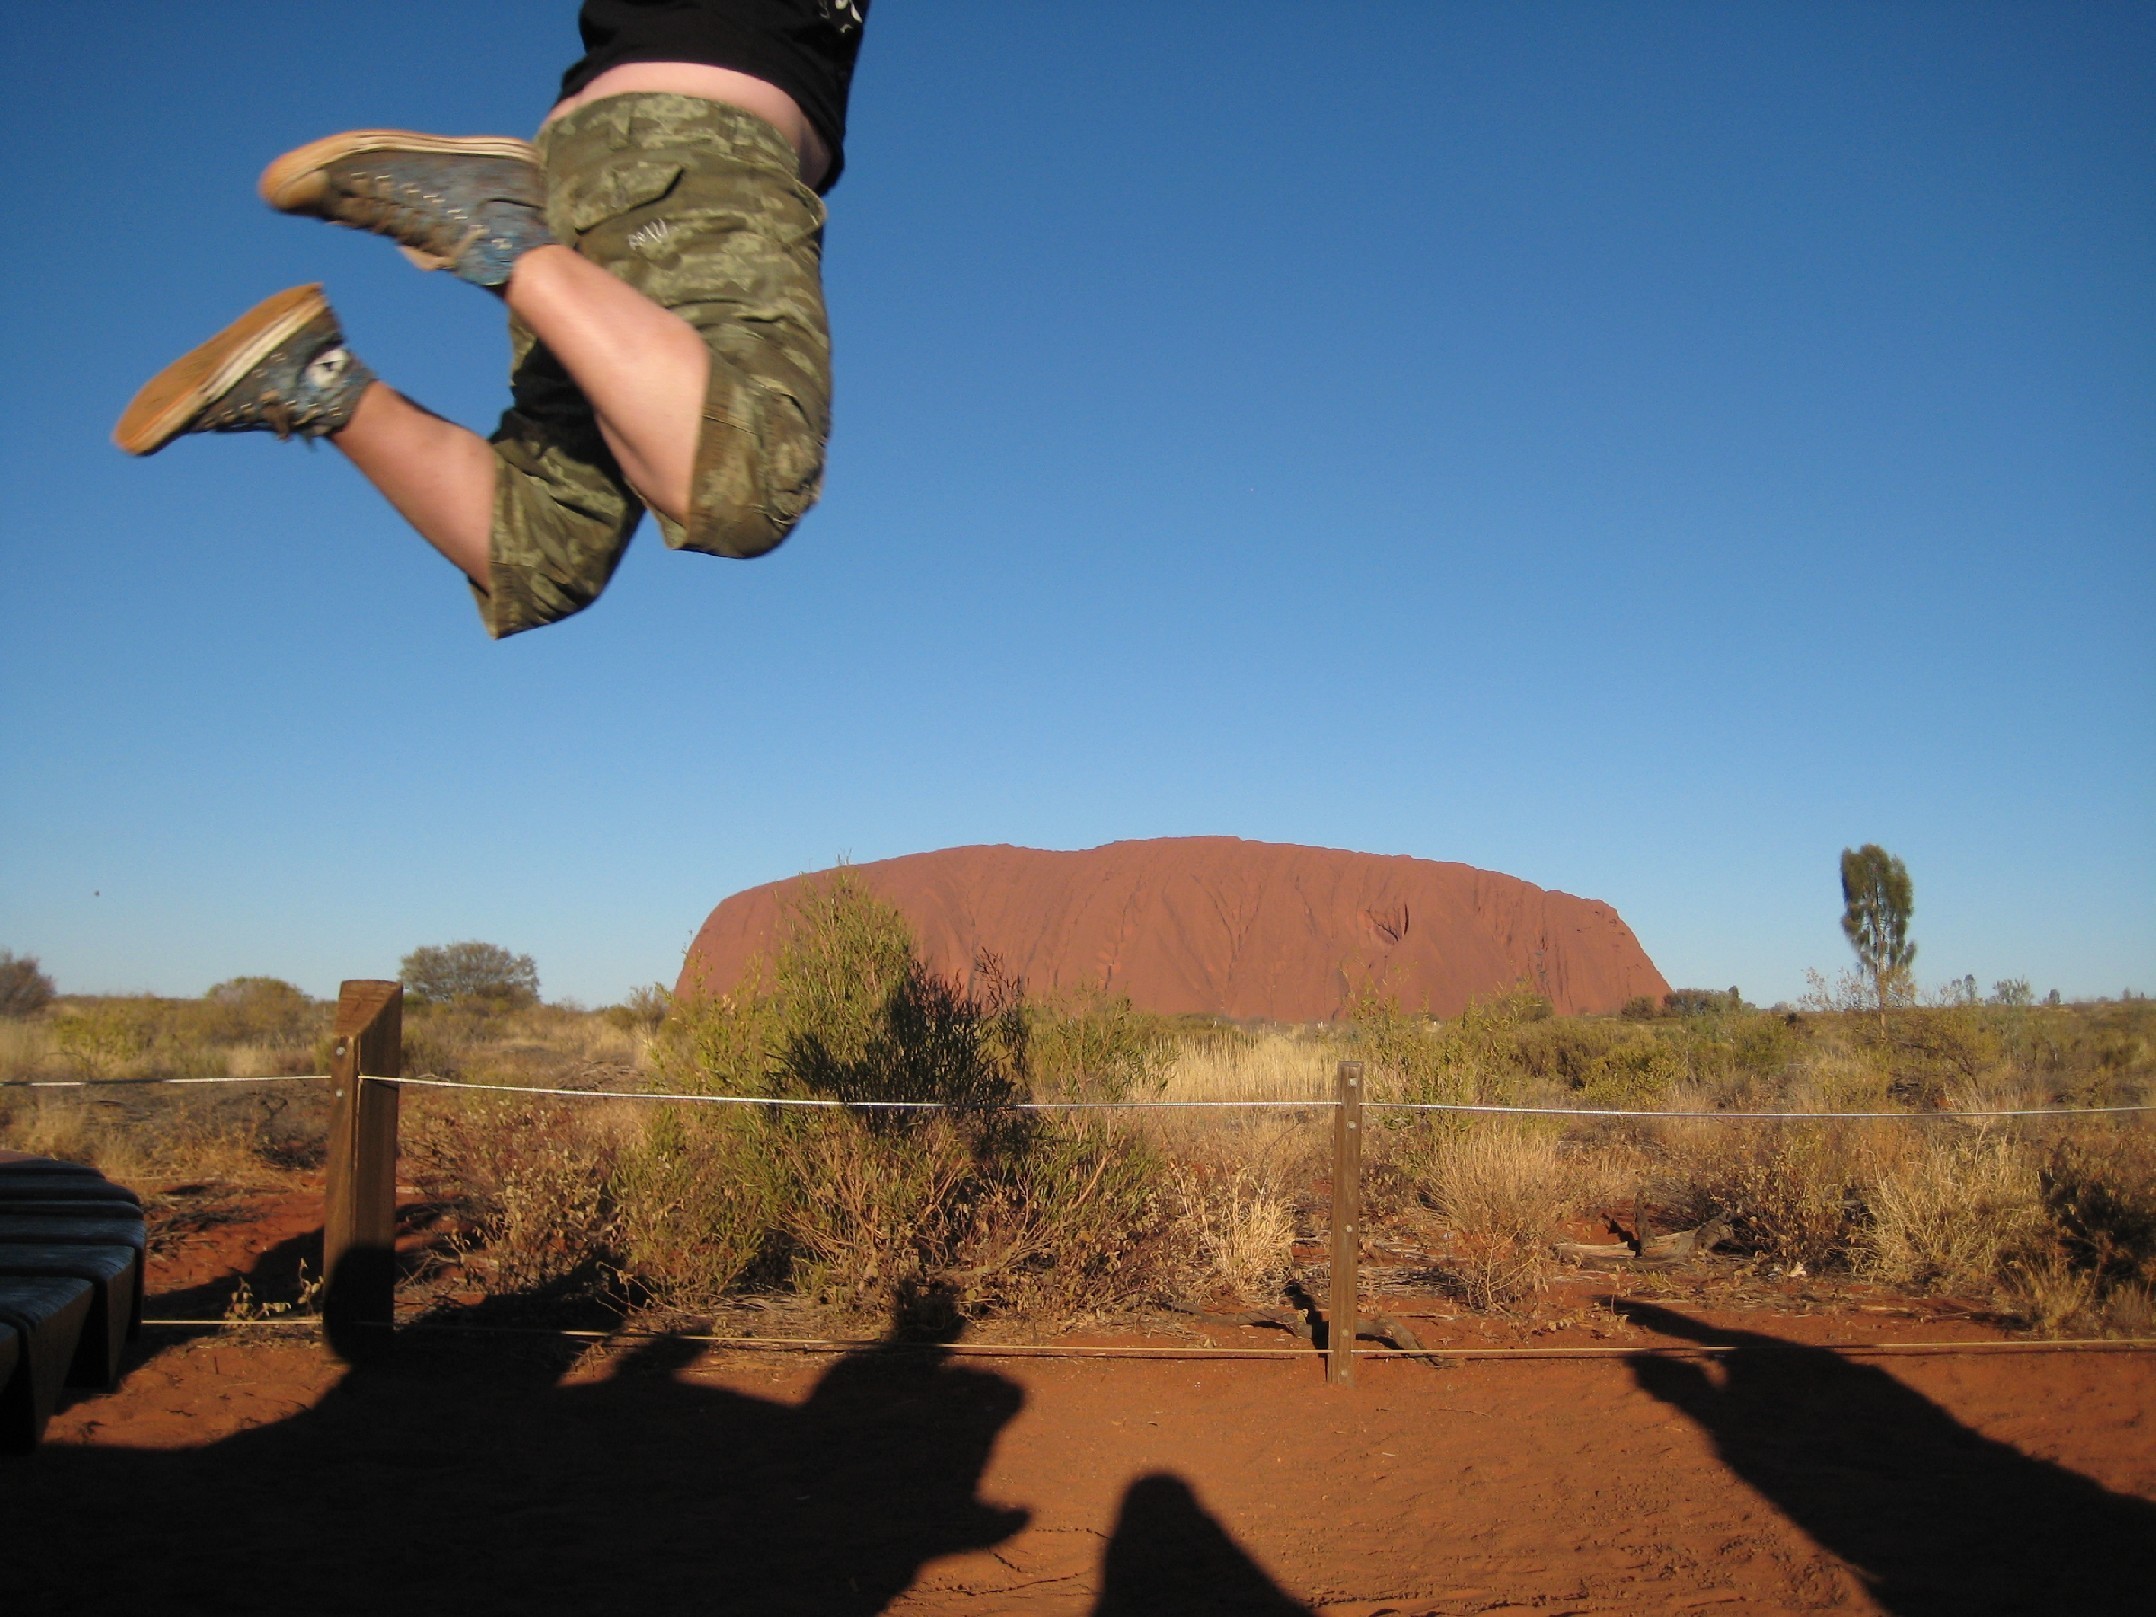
[1840,844,1916,1027]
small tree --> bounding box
[1840,844,1915,1028]
[0,950,56,1017]
[399,941,540,1009]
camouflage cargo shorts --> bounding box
[481,93,832,637]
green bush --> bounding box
[1027,984,1175,1102]
[400,941,541,1010]
[623,871,1183,1321]
[0,951,56,1017]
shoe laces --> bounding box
[337,169,487,260]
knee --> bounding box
[671,375,826,560]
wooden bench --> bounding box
[0,1152,146,1453]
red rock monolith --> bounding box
[677,838,1667,1021]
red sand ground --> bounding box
[8,1192,2153,1615]
[679,838,1671,1021]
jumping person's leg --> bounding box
[112,288,503,591]
[118,96,832,637]
[494,244,708,525]
[294,249,713,595]
[329,386,499,588]
[257,129,711,530]
[415,95,834,637]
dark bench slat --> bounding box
[0,1219,147,1336]
[0,1243,139,1389]
[0,1275,94,1452]
[0,1167,141,1207]
[0,1215,147,1253]
[0,1322,17,1411]
[0,1198,145,1222]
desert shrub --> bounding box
[1170,1157,1296,1300]
[49,999,153,1079]
[2038,1130,2156,1297]
[611,1104,788,1304]
[403,1093,617,1293]
[0,950,56,1017]
[1663,987,1747,1017]
[1401,1120,1570,1310]
[400,941,540,1010]
[1028,985,1175,1101]
[774,1112,1176,1319]
[980,1120,1184,1314]
[1349,982,1553,1106]
[604,983,672,1034]
[0,1018,52,1081]
[199,977,317,1042]
[622,872,1182,1322]
[1999,1250,2104,1336]
[1862,1133,2048,1291]
[780,949,1027,1113]
[1723,1011,1807,1089]
[1509,1018,1687,1107]
[1669,1122,1866,1272]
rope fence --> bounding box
[0,1073,323,1090]
[12,1068,2150,1122]
[10,978,2150,1381]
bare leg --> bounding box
[502,244,709,523]
[331,384,498,588]
[329,251,708,592]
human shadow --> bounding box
[1619,1301,2156,1616]
[1092,1473,1313,1616]
[145,1223,323,1325]
[4,1308,1029,1615]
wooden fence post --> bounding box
[324,980,401,1362]
[1329,1059,1364,1386]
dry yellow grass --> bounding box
[1861,1131,2049,1290]
[1158,1029,1342,1102]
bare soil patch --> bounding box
[7,1194,2152,1615]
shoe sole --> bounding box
[113,284,329,456]
[260,130,540,213]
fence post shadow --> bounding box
[1616,1299,2156,1616]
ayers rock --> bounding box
[678,837,1667,1021]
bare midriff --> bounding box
[544,61,829,189]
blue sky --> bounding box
[2,3,2150,1008]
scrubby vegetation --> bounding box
[4,912,2151,1339]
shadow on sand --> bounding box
[1620,1301,2156,1616]
[4,1280,1310,1615]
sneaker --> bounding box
[260,130,552,288]
[113,284,375,455]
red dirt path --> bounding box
[679,837,1671,1021]
[8,1196,2153,1614]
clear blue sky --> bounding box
[3,3,2150,1008]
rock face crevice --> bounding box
[677,837,1668,1022]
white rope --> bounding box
[380,1074,1324,1110]
[1367,1100,2156,1120]
[5,1068,2145,1122]
[0,1073,324,1090]
[374,1074,2153,1121]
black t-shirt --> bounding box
[561,1,870,191]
